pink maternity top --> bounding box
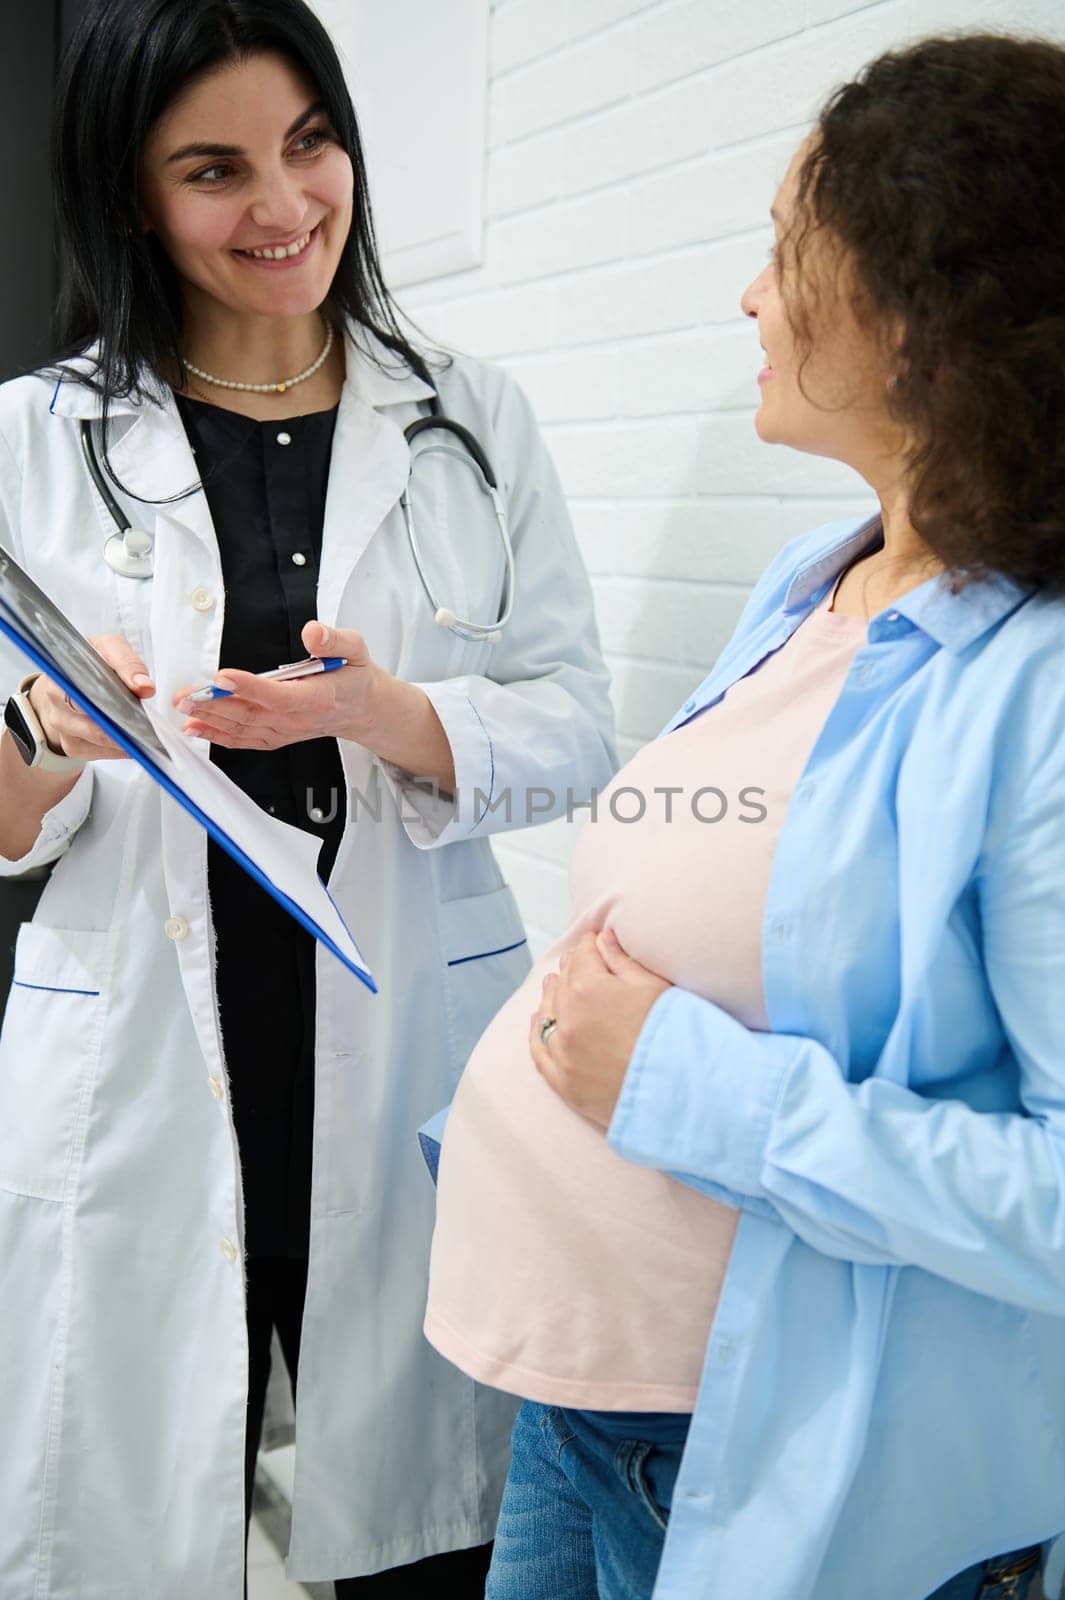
[425,591,866,1410]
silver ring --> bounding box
[538,1016,558,1046]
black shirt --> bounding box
[176,396,346,1260]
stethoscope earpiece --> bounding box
[434,608,502,648]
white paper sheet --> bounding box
[0,547,374,989]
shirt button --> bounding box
[857,663,874,684]
[715,1336,734,1365]
[276,431,292,446]
[291,551,307,567]
[190,587,215,613]
[220,1237,239,1264]
[164,914,190,941]
[207,1075,224,1102]
[887,612,900,622]
[308,805,325,823]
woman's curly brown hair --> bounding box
[793,33,1065,593]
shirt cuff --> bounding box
[0,764,94,878]
[607,985,788,1198]
[375,680,494,850]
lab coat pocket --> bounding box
[439,885,531,1088]
[0,923,108,1202]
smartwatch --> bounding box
[3,675,85,773]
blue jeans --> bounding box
[486,1401,1044,1600]
[486,1403,683,1600]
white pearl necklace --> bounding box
[183,318,334,395]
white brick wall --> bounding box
[399,0,1065,953]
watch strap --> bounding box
[7,676,86,773]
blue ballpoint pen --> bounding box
[186,656,348,703]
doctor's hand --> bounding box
[29,635,155,762]
[175,621,457,792]
[529,929,671,1129]
[174,622,382,752]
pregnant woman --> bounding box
[425,33,1065,1600]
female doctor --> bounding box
[0,1,614,1596]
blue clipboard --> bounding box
[0,553,376,993]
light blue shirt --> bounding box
[608,514,1065,1600]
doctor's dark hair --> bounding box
[785,33,1065,593]
[51,0,433,409]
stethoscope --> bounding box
[399,393,515,645]
[80,420,156,579]
[79,384,515,644]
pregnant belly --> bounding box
[431,898,743,1407]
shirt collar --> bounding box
[892,566,1031,653]
[46,351,165,420]
[784,514,884,610]
[343,325,436,408]
[785,512,1032,654]
[45,321,436,421]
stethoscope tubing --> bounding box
[403,414,497,488]
[80,382,514,642]
[80,419,131,530]
[399,422,515,644]
[81,420,156,579]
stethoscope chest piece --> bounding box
[103,527,154,579]
[81,419,155,579]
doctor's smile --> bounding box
[234,221,319,264]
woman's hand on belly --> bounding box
[530,928,671,1129]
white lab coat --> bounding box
[0,326,616,1599]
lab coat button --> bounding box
[220,1237,238,1264]
[164,915,190,941]
[191,587,215,613]
[207,1076,224,1102]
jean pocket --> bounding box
[541,1404,577,1458]
[623,1442,673,1534]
